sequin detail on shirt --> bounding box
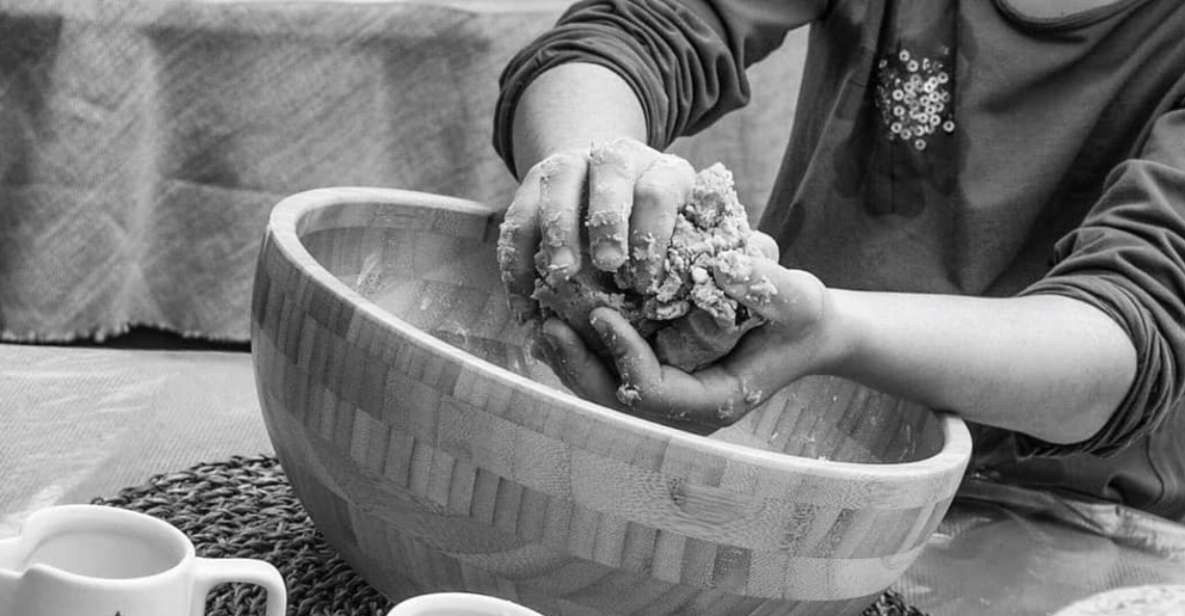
[875,48,955,151]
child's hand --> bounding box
[532,253,842,433]
[497,138,696,321]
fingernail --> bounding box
[593,243,625,270]
[550,247,577,273]
[589,315,622,350]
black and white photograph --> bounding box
[2,1,1184,615]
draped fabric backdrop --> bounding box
[0,0,804,342]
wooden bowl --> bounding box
[251,187,972,616]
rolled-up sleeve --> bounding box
[492,0,825,174]
[1020,103,1185,457]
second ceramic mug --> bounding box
[0,504,286,616]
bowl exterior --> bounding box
[251,188,970,616]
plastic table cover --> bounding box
[2,342,1183,615]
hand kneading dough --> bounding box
[529,163,767,372]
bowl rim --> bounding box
[262,186,972,486]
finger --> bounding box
[714,252,825,325]
[497,165,545,322]
[539,318,621,409]
[542,315,720,433]
[537,152,588,279]
[586,139,652,272]
[588,307,745,429]
[628,154,695,291]
[747,230,780,261]
[587,306,663,402]
[702,329,797,415]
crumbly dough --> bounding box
[529,163,765,372]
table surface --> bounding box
[0,341,272,535]
[3,340,1184,616]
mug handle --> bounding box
[190,557,287,616]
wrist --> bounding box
[813,287,867,378]
[510,62,648,178]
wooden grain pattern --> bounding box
[251,187,973,615]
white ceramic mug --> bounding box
[0,504,286,616]
[388,592,545,616]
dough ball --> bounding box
[529,162,765,372]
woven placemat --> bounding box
[91,455,926,616]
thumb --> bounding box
[713,252,826,326]
[747,231,780,261]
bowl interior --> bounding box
[297,199,945,465]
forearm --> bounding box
[827,290,1137,444]
[497,0,811,176]
[510,63,648,178]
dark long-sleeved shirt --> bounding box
[493,0,1185,519]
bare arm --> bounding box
[506,51,1137,447]
[550,259,1136,445]
[495,0,819,322]
[509,63,647,178]
[829,289,1136,444]
[498,66,694,322]
[494,0,820,176]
